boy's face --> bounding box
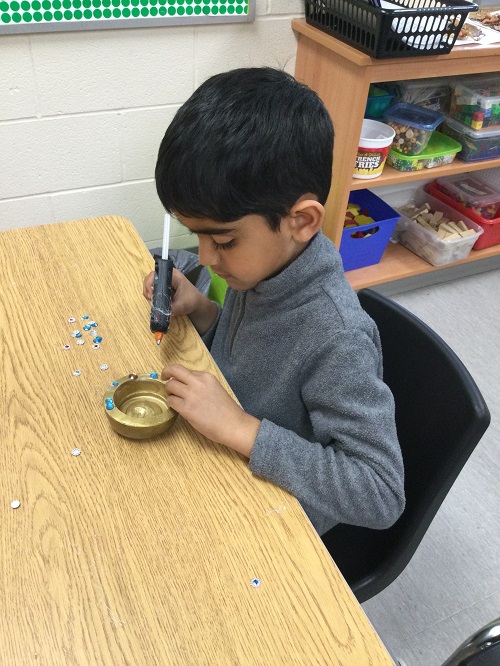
[175,212,306,291]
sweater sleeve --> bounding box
[248,329,405,535]
[200,304,222,350]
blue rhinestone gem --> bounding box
[94,336,102,343]
[83,325,91,331]
[150,372,158,379]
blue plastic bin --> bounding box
[339,190,400,272]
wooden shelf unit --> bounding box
[292,19,500,288]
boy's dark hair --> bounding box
[155,67,334,230]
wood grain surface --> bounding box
[0,216,393,665]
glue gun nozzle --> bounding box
[155,332,163,345]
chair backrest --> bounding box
[321,288,491,602]
[441,617,500,666]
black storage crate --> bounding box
[305,0,478,59]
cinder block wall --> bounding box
[0,0,304,249]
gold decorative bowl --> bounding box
[103,373,178,440]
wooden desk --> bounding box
[0,216,393,665]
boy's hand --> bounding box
[162,364,261,459]
[143,268,219,335]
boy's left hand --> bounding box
[162,364,261,459]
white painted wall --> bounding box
[0,0,304,249]
[5,3,497,252]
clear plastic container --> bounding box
[386,131,461,172]
[384,102,444,155]
[435,175,500,220]
[441,115,500,163]
[395,77,450,112]
[388,190,483,266]
[449,75,500,130]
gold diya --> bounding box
[103,373,177,440]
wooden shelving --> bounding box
[292,19,500,289]
[346,242,500,291]
[349,157,500,191]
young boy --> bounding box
[144,67,405,537]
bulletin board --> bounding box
[0,0,253,34]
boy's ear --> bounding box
[288,197,325,242]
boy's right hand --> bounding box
[143,268,219,335]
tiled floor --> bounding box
[362,269,500,665]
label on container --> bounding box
[354,145,390,179]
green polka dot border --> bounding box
[1,0,248,23]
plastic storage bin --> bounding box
[384,102,444,155]
[426,180,500,250]
[339,190,400,271]
[304,0,478,59]
[394,77,450,111]
[441,115,500,163]
[434,174,500,219]
[449,75,500,129]
[390,190,483,266]
[365,85,395,119]
[386,131,461,171]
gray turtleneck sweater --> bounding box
[203,231,405,536]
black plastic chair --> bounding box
[441,617,500,666]
[321,288,491,603]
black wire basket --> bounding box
[305,0,478,59]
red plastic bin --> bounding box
[425,180,500,250]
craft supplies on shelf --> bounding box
[391,78,451,112]
[449,75,500,129]
[426,180,500,250]
[388,189,482,265]
[386,131,462,171]
[441,115,500,162]
[434,174,500,219]
[384,102,444,155]
[339,190,400,271]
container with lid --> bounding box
[388,188,483,266]
[426,180,500,250]
[435,175,500,220]
[384,102,444,155]
[441,115,500,163]
[449,75,500,130]
[386,131,461,172]
[395,77,450,112]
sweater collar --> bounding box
[249,231,341,302]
